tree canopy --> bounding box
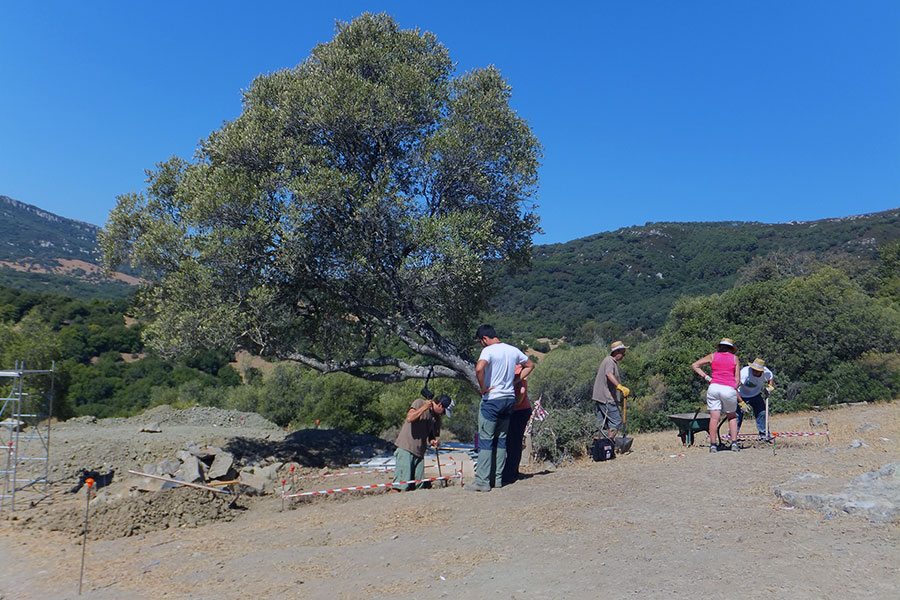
[102,13,541,390]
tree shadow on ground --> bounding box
[223,428,394,469]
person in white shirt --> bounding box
[737,358,775,439]
[468,325,534,492]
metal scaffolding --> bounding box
[1,361,55,512]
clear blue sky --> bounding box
[2,1,898,244]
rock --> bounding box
[191,446,221,460]
[774,462,900,523]
[239,462,283,495]
[140,422,162,433]
[238,468,268,495]
[207,451,234,480]
[848,439,870,449]
[856,423,878,432]
[156,458,181,477]
[133,474,180,492]
[176,455,203,483]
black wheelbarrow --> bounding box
[668,411,711,446]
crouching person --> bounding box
[391,394,452,491]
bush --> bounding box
[529,344,606,411]
[530,407,596,464]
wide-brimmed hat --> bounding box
[610,341,628,354]
[718,338,735,348]
[748,358,766,372]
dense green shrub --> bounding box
[528,344,606,411]
[632,267,900,418]
[530,407,596,463]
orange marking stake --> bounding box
[79,478,95,595]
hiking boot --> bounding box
[731,442,740,452]
[709,444,718,453]
[464,482,491,492]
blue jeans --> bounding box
[736,394,767,435]
[476,395,515,488]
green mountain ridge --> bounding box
[491,208,900,338]
[3,193,897,324]
[0,195,99,261]
[0,195,135,299]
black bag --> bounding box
[592,437,616,462]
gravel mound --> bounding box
[57,405,281,431]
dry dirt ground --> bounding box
[1,402,898,599]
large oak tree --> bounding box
[102,13,541,391]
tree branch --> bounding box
[281,351,466,383]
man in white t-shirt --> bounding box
[737,357,775,439]
[468,325,534,492]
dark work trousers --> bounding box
[502,407,532,485]
[736,393,768,434]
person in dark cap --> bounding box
[391,393,453,491]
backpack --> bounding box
[592,437,616,462]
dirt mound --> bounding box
[18,487,239,540]
[123,404,281,430]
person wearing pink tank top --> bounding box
[691,338,742,452]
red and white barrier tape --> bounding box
[283,473,461,498]
[722,430,829,440]
[294,462,457,480]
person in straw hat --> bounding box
[591,341,630,441]
[737,358,775,440]
[691,338,742,452]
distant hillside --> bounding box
[491,209,900,338]
[0,195,137,299]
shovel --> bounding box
[614,395,634,454]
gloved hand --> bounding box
[739,401,750,413]
[616,384,630,397]
[766,384,774,393]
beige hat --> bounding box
[718,338,735,348]
[748,358,766,371]
[610,341,628,353]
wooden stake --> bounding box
[127,470,231,494]
[78,478,94,595]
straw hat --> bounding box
[718,338,735,348]
[610,341,628,353]
[748,358,766,372]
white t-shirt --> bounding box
[478,342,528,400]
[738,366,773,398]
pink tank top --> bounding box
[710,352,736,387]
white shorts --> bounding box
[706,383,738,413]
